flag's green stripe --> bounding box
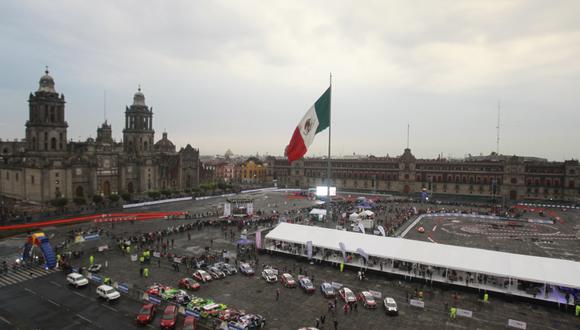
[314,87,331,133]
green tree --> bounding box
[148,191,161,199]
[50,197,68,208]
[73,197,86,206]
[108,194,120,203]
[92,195,104,204]
[121,192,132,202]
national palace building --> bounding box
[268,148,580,202]
[0,69,200,203]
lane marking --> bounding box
[73,291,87,298]
[47,299,61,307]
[76,314,93,324]
[50,281,63,287]
[101,304,118,312]
[0,316,11,325]
[24,287,37,295]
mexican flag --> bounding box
[285,87,331,163]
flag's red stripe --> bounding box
[287,126,307,162]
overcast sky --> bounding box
[1,1,579,160]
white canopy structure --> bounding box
[309,209,327,217]
[348,212,359,221]
[265,223,580,289]
[359,210,374,217]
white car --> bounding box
[96,284,120,301]
[383,297,398,315]
[261,269,278,283]
[66,272,88,287]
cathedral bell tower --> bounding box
[122,86,154,155]
[25,67,68,153]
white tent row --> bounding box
[265,222,580,289]
[309,209,327,217]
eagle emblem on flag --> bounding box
[302,118,313,135]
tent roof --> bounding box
[309,209,327,216]
[265,223,580,289]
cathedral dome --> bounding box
[38,67,56,93]
[133,85,146,106]
[154,132,175,153]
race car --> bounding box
[383,297,398,315]
[135,303,156,325]
[160,304,178,329]
[280,273,296,288]
[320,282,335,298]
[208,266,226,279]
[219,308,245,322]
[357,291,377,309]
[239,263,254,276]
[215,262,238,275]
[299,277,315,294]
[179,277,201,291]
[193,269,213,283]
[146,283,171,296]
[261,269,278,283]
[338,287,357,303]
[230,314,266,329]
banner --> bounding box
[356,248,368,262]
[306,240,313,260]
[377,225,386,237]
[223,203,231,217]
[246,203,253,216]
[338,242,346,261]
[357,222,365,234]
[255,230,262,249]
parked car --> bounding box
[338,287,356,303]
[239,263,254,276]
[88,263,102,273]
[66,272,88,288]
[208,266,226,279]
[280,273,296,288]
[232,314,266,329]
[320,282,335,298]
[216,263,238,275]
[96,284,120,301]
[357,291,377,309]
[383,297,398,315]
[179,277,201,291]
[182,315,196,330]
[193,269,213,283]
[160,305,179,329]
[146,283,171,296]
[261,269,278,283]
[135,303,156,325]
[299,277,315,294]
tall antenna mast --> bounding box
[406,122,410,149]
[104,90,107,122]
[496,101,501,154]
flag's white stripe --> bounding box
[297,104,320,148]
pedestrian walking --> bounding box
[321,314,326,326]
[354,302,358,312]
[276,288,280,301]
[316,318,320,328]
[343,303,349,315]
[334,320,338,330]
[158,258,161,268]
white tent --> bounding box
[309,209,327,217]
[265,223,580,289]
[360,210,374,217]
[348,212,359,221]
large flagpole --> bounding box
[326,73,332,222]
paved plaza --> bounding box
[0,192,579,329]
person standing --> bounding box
[333,319,338,330]
[276,288,280,301]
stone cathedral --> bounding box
[0,69,200,203]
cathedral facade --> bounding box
[0,70,200,203]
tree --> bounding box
[160,189,172,197]
[148,191,161,199]
[50,197,68,208]
[121,192,132,202]
[73,197,86,206]
[108,194,120,203]
[92,195,104,204]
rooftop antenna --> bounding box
[103,90,107,123]
[406,122,410,149]
[496,100,501,154]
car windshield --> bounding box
[163,310,175,319]
[346,291,355,298]
[365,294,375,302]
[303,279,312,286]
[139,306,151,314]
[105,289,116,295]
[387,302,396,308]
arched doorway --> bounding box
[127,182,134,194]
[75,186,84,198]
[102,181,111,196]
